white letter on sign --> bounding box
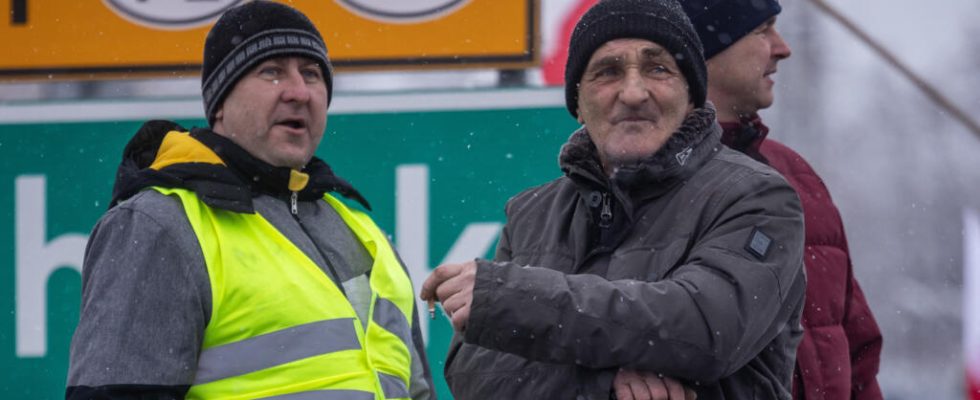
[16,175,87,357]
[395,164,501,343]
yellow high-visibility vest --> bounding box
[154,187,415,400]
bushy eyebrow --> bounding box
[585,55,622,73]
[255,58,321,70]
[298,59,320,68]
[640,47,669,61]
[586,46,673,71]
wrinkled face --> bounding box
[576,38,694,173]
[213,56,328,170]
[706,17,792,122]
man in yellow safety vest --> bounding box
[67,2,435,399]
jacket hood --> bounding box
[559,105,721,197]
[109,119,370,213]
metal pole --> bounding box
[808,0,980,140]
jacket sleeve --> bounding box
[444,220,617,399]
[66,195,208,399]
[462,170,806,383]
[840,242,883,400]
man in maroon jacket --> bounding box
[679,1,884,399]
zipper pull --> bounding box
[599,192,612,228]
[290,191,298,215]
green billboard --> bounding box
[0,88,578,399]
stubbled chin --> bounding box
[271,150,314,169]
[603,150,651,172]
[604,139,665,163]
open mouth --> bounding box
[277,119,307,130]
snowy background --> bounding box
[766,0,980,398]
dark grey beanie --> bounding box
[201,1,333,126]
[564,0,707,118]
[680,0,782,59]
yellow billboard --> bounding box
[0,0,537,80]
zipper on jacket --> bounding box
[599,192,613,228]
[284,194,347,297]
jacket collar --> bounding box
[110,120,370,213]
[559,105,721,199]
[719,113,769,162]
[193,128,369,207]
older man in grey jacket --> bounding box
[421,0,806,399]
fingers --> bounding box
[440,290,469,316]
[441,287,469,328]
[640,373,667,400]
[449,302,470,331]
[613,369,636,400]
[614,369,656,400]
[434,265,476,303]
[615,386,634,400]
[615,369,693,400]
[420,262,463,301]
[420,261,478,331]
[659,376,688,400]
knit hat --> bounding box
[680,0,782,59]
[201,1,333,125]
[565,0,707,118]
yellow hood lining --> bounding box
[150,131,226,171]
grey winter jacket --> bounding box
[66,124,435,399]
[445,108,806,399]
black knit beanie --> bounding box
[201,1,333,125]
[680,0,782,59]
[565,0,706,118]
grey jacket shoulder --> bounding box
[68,189,210,389]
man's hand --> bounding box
[612,369,697,400]
[420,260,477,332]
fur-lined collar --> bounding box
[559,105,721,195]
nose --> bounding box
[771,29,792,60]
[618,68,651,106]
[279,68,312,104]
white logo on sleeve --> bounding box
[335,0,470,23]
[103,0,243,29]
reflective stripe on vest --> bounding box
[322,194,414,400]
[193,318,361,385]
[155,187,414,400]
[259,389,376,400]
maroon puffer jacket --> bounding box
[721,115,883,400]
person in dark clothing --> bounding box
[66,2,434,399]
[679,1,884,399]
[420,0,807,399]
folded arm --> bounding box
[459,173,806,382]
